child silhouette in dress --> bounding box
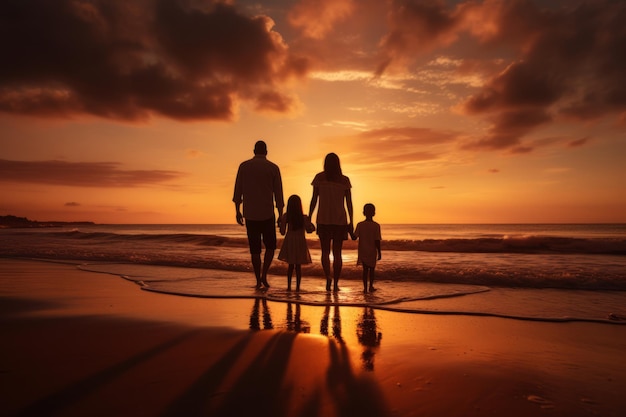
[278,195,315,291]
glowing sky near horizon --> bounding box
[1,0,625,224]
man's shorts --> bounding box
[316,224,349,241]
[245,217,277,254]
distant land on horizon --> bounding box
[0,215,95,229]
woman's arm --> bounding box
[345,188,354,231]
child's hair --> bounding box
[363,203,376,215]
[286,195,304,231]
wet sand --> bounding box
[1,258,625,417]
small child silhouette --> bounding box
[278,195,315,291]
[352,203,382,293]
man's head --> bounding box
[254,140,268,155]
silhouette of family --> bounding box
[233,140,382,293]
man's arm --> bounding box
[234,201,244,226]
[233,167,244,226]
[274,167,285,227]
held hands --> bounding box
[236,211,244,226]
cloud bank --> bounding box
[0,0,306,121]
[1,0,623,152]
[377,0,626,151]
[0,159,185,187]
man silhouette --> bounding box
[233,140,284,289]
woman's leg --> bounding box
[332,237,343,291]
[320,235,332,290]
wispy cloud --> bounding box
[0,159,185,187]
[320,126,462,165]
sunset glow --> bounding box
[1,0,624,224]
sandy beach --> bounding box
[1,258,625,417]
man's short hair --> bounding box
[254,140,267,155]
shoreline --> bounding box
[2,258,626,416]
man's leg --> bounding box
[261,248,274,287]
[246,221,263,289]
[251,253,262,288]
[260,217,277,288]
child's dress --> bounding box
[278,214,313,265]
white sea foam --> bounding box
[3,224,626,322]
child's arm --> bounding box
[279,214,287,235]
[351,223,358,240]
[304,215,315,233]
[375,223,381,259]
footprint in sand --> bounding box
[527,395,554,409]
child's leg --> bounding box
[369,267,376,292]
[295,264,302,291]
[287,264,294,290]
[362,265,368,292]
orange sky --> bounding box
[1,0,625,224]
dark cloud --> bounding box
[380,0,460,54]
[376,0,461,75]
[376,0,625,151]
[464,108,552,151]
[458,0,626,150]
[65,202,81,207]
[0,159,185,187]
[462,62,565,114]
[0,0,306,121]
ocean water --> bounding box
[1,223,625,324]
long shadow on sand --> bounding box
[14,322,200,417]
[162,298,388,417]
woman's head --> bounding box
[323,153,342,181]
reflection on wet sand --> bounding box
[286,302,311,333]
[357,307,382,371]
[249,298,274,330]
[321,299,343,342]
[250,297,384,372]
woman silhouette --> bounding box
[308,153,353,291]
